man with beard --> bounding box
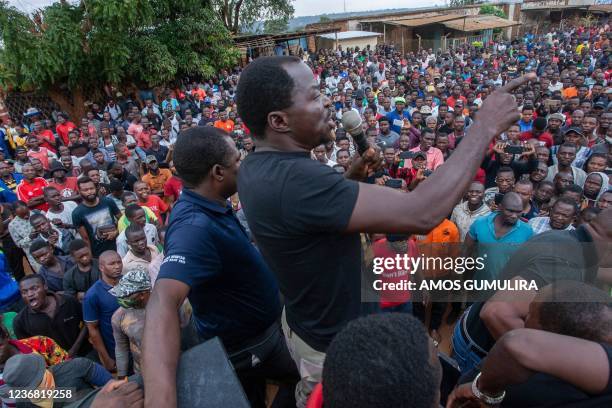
[529,197,578,234]
[14,273,89,357]
[546,143,587,186]
[546,112,565,145]
[463,192,533,282]
[451,182,491,241]
[83,250,122,371]
[72,177,121,257]
[230,56,533,406]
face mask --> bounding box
[117,296,140,309]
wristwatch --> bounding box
[471,372,506,405]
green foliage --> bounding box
[319,16,331,23]
[479,5,507,19]
[0,0,239,91]
[263,17,289,34]
[210,0,294,33]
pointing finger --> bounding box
[499,72,537,93]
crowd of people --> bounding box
[0,16,610,408]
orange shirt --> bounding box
[142,168,172,195]
[562,87,578,99]
[416,218,460,278]
[213,119,235,133]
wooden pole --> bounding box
[383,23,386,43]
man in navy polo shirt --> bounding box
[143,127,297,408]
[83,250,122,372]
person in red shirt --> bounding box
[55,113,77,146]
[31,121,57,153]
[519,117,554,147]
[46,160,79,200]
[446,84,467,109]
[16,163,49,211]
[136,117,157,150]
[163,162,183,207]
[26,135,57,170]
[134,180,169,221]
[371,234,420,312]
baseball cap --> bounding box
[594,101,606,109]
[412,151,427,160]
[564,126,584,137]
[3,353,46,388]
[145,155,158,164]
[420,106,433,114]
[394,97,406,104]
[110,265,152,298]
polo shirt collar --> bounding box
[181,188,232,215]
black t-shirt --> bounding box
[72,197,121,257]
[13,293,90,355]
[467,226,599,351]
[238,151,360,352]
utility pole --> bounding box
[344,0,346,13]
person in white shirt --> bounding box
[116,204,160,257]
[313,144,337,168]
[451,182,492,241]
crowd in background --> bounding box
[0,17,610,408]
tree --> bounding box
[319,16,331,23]
[210,0,294,34]
[449,0,476,7]
[479,5,507,19]
[0,0,239,116]
[263,17,289,34]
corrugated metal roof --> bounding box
[589,4,612,13]
[443,15,521,32]
[360,13,468,27]
[318,31,382,40]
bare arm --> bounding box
[68,326,89,358]
[78,226,92,251]
[142,279,190,408]
[480,276,537,339]
[480,329,610,395]
[447,329,610,408]
[85,321,115,371]
[347,74,535,235]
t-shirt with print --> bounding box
[47,177,78,199]
[138,195,168,220]
[238,151,360,352]
[72,197,121,257]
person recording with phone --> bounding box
[481,136,538,189]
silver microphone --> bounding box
[341,110,369,155]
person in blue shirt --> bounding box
[0,248,21,313]
[142,126,297,408]
[0,161,22,203]
[463,192,533,281]
[517,106,534,133]
[386,97,412,134]
[83,250,121,372]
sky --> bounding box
[9,0,447,17]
